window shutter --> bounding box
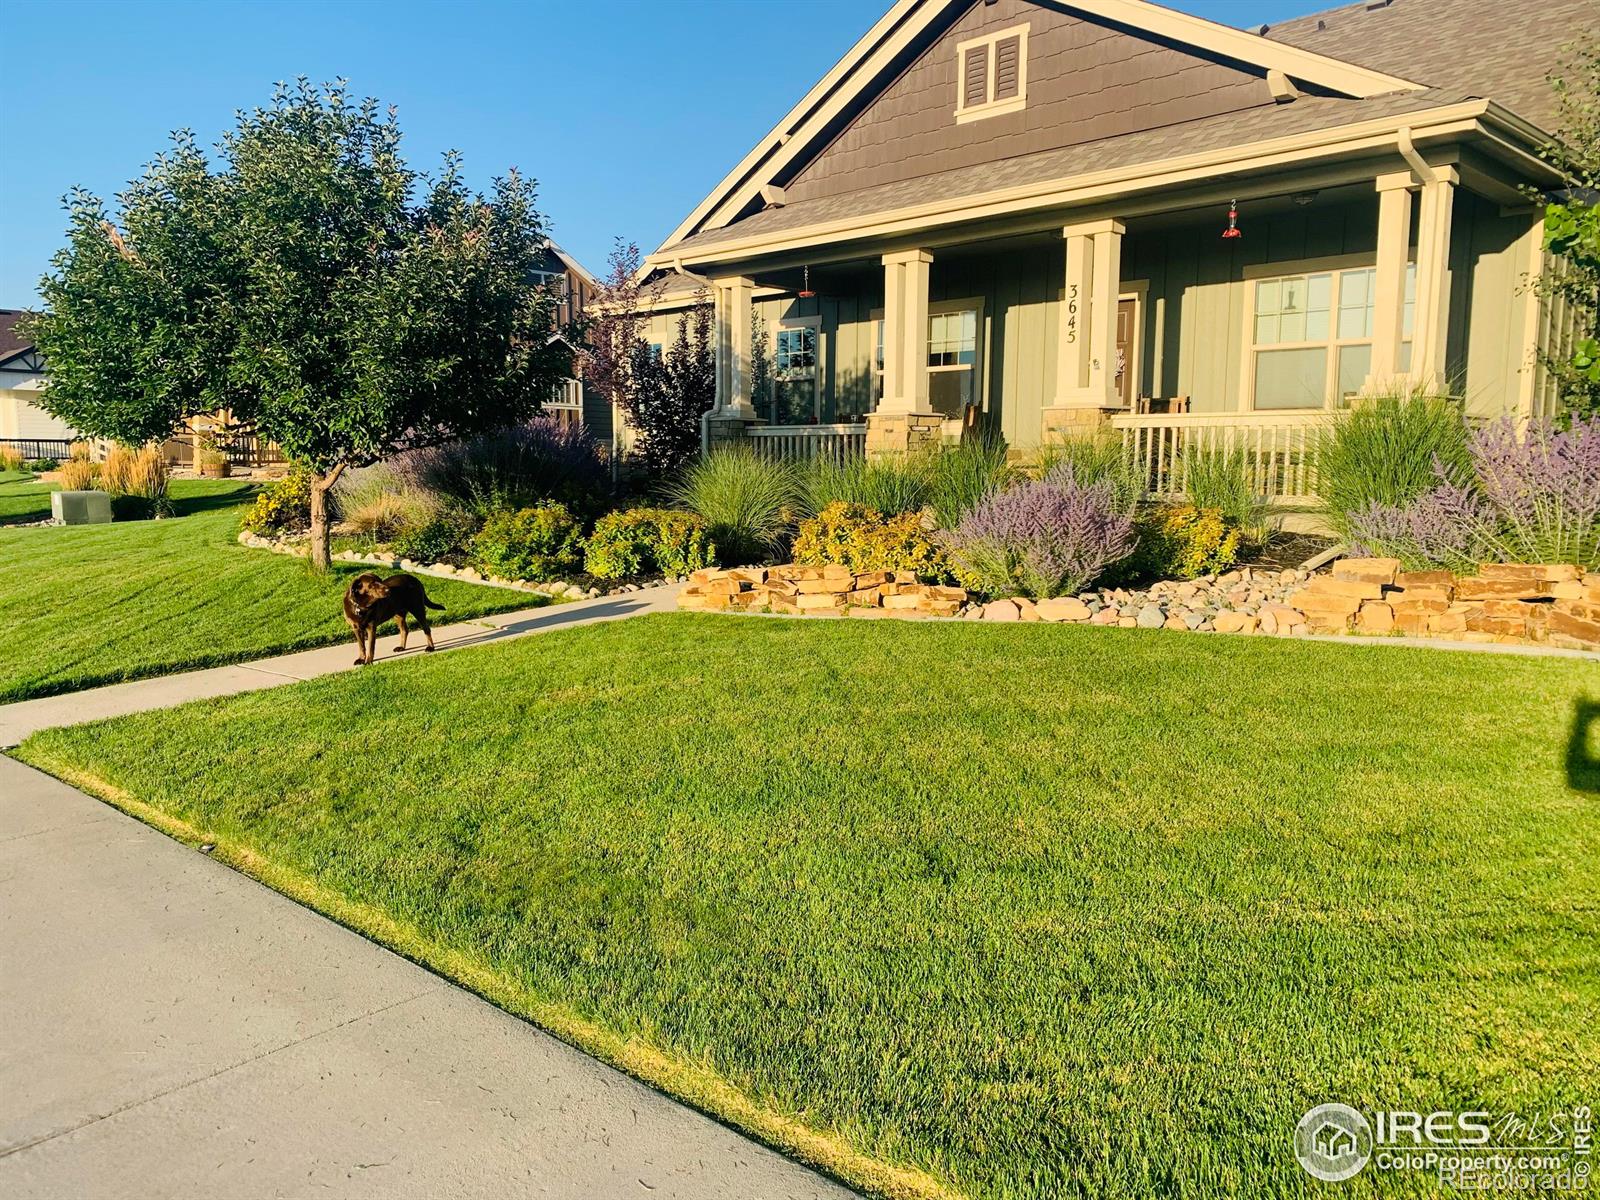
[963,45,989,108]
[993,35,1021,100]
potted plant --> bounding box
[196,421,232,478]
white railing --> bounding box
[1110,411,1327,503]
[748,423,867,463]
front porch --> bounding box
[683,149,1554,501]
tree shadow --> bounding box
[170,485,259,517]
[1568,697,1600,796]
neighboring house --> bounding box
[0,310,77,456]
[537,242,619,442]
[637,0,1587,479]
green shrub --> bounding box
[669,448,799,564]
[26,458,59,472]
[1130,505,1242,580]
[792,501,948,580]
[467,503,584,581]
[392,506,480,566]
[801,453,931,518]
[925,436,1016,527]
[1031,432,1145,516]
[240,470,312,535]
[1181,446,1273,545]
[1317,391,1470,539]
[584,508,716,580]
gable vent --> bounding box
[994,35,1022,100]
[963,45,989,108]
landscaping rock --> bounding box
[982,599,1021,622]
[1136,605,1165,629]
[1034,597,1092,623]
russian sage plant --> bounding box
[942,466,1136,598]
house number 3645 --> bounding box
[1066,284,1079,343]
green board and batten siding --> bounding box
[642,195,1539,447]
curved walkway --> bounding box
[1,581,855,1199]
[0,584,683,748]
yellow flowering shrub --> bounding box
[1133,505,1242,579]
[792,501,949,580]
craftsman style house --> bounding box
[636,0,1586,484]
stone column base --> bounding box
[1041,405,1122,440]
[702,411,758,451]
[866,410,944,458]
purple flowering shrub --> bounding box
[942,466,1136,598]
[1351,416,1600,569]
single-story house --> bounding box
[635,0,1588,489]
[0,310,77,458]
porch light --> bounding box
[1222,198,1243,240]
[798,264,816,299]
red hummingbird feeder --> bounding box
[1222,198,1243,240]
[797,264,816,299]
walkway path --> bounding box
[1,579,854,1197]
[0,756,852,1200]
[0,584,682,747]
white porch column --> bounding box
[1085,221,1124,404]
[1367,172,1416,390]
[1411,168,1458,389]
[1046,218,1124,437]
[868,249,939,457]
[879,249,933,413]
[712,275,756,419]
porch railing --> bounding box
[0,437,74,462]
[1109,411,1326,503]
[749,423,867,463]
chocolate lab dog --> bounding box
[343,572,445,665]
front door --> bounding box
[1115,298,1138,406]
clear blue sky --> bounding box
[1,0,1310,305]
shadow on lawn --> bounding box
[170,485,259,517]
[1568,698,1600,796]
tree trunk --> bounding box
[307,464,345,573]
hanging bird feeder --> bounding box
[798,264,816,299]
[1221,198,1243,240]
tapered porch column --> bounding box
[1366,172,1416,392]
[868,249,942,457]
[1410,168,1458,390]
[1044,218,1125,439]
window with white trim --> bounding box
[770,322,819,424]
[870,303,982,419]
[1249,263,1416,409]
[954,25,1028,124]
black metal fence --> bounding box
[0,437,73,461]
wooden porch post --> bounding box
[1411,168,1458,390]
[1366,171,1415,391]
[712,275,756,419]
[868,250,939,457]
[1045,218,1125,438]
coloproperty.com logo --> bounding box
[1295,1103,1593,1192]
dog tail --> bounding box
[424,593,445,611]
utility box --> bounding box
[52,490,113,525]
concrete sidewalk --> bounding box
[0,755,854,1200]
[0,584,682,747]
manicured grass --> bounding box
[0,473,58,523]
[0,480,536,701]
[17,617,1598,1198]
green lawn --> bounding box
[0,472,58,523]
[0,479,536,701]
[16,616,1598,1198]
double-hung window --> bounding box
[1249,264,1416,409]
[770,321,819,424]
[870,302,982,418]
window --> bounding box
[770,322,818,424]
[1249,263,1416,410]
[547,378,581,410]
[871,302,982,419]
[955,25,1028,124]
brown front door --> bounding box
[1115,298,1137,405]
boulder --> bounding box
[982,599,1021,621]
[1035,597,1092,622]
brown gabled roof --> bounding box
[0,310,33,365]
[1265,0,1593,132]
